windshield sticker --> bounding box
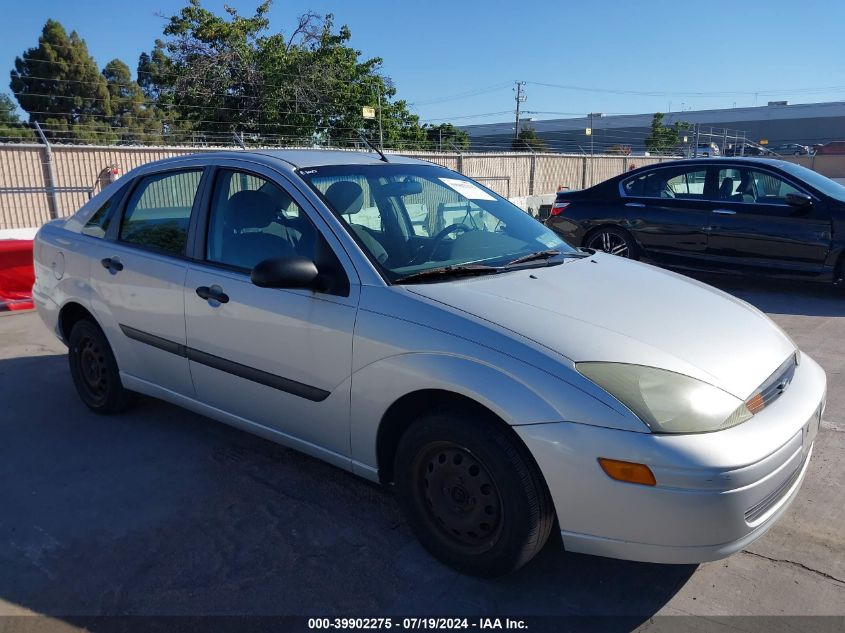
[439,177,496,201]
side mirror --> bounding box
[251,256,321,289]
[785,192,813,208]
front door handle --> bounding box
[101,257,124,272]
[712,208,737,215]
[625,202,646,208]
[196,285,230,304]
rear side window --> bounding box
[119,170,202,256]
[82,195,117,238]
[623,167,707,199]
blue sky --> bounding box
[3,0,845,126]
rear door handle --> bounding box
[625,202,646,208]
[196,285,230,304]
[712,208,737,215]
[100,257,124,272]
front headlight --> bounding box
[577,362,753,434]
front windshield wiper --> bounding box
[504,249,590,268]
[505,249,561,267]
[393,264,499,284]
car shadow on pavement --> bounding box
[688,273,845,317]
[0,353,695,627]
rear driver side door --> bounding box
[620,165,712,265]
[89,167,206,397]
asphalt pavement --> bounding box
[0,275,843,630]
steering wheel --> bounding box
[408,223,473,265]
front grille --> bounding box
[748,353,798,414]
[744,453,806,524]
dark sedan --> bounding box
[545,158,845,284]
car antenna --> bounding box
[359,133,389,163]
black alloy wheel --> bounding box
[586,226,637,258]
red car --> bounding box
[815,141,845,155]
[0,239,35,311]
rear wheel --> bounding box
[395,410,554,577]
[68,319,133,414]
[585,226,638,259]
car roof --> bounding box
[131,149,433,176]
[630,157,801,171]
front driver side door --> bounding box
[705,166,832,273]
[183,163,360,461]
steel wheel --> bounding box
[415,442,503,552]
[68,319,133,414]
[395,411,555,576]
[76,334,110,405]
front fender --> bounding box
[349,351,638,471]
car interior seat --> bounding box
[718,177,735,200]
[323,181,389,264]
[221,190,296,270]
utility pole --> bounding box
[514,81,526,141]
[377,87,384,150]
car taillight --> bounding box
[550,201,570,216]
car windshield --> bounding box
[778,162,845,203]
[299,163,575,282]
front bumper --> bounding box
[516,353,826,564]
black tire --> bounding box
[585,225,638,259]
[68,319,133,414]
[394,410,555,577]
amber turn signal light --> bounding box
[598,458,656,486]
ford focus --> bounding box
[32,150,826,576]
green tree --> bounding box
[148,0,431,148]
[511,126,547,152]
[644,112,690,155]
[0,93,34,141]
[102,59,162,144]
[424,123,470,151]
[10,19,115,142]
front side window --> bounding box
[300,164,574,282]
[778,162,845,202]
[206,169,318,271]
[119,170,202,255]
[716,167,803,205]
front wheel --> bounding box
[395,411,555,577]
[68,319,134,414]
[585,226,638,259]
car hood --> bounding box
[405,254,795,399]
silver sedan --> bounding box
[32,150,826,576]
